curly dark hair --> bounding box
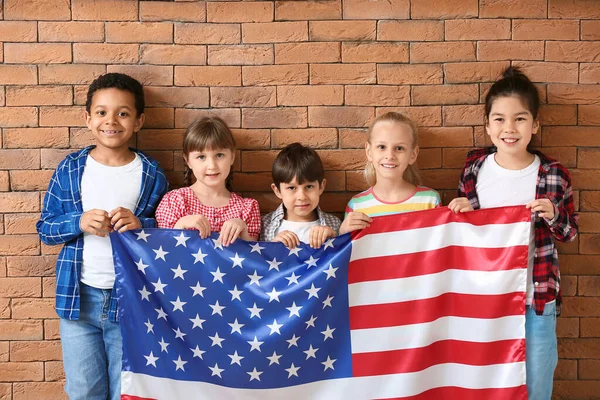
[85,73,145,116]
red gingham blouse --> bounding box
[155,187,261,239]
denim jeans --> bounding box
[60,283,122,400]
[525,300,558,400]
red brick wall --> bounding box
[0,1,599,398]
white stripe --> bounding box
[122,362,525,400]
[350,221,531,262]
[351,315,525,353]
[349,268,527,307]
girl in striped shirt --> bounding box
[340,112,440,234]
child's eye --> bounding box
[516,117,526,121]
[306,185,314,189]
[96,111,106,116]
[494,117,504,122]
[395,146,404,151]
[377,145,385,150]
[118,112,129,117]
[197,155,205,160]
[216,153,225,159]
[286,186,295,191]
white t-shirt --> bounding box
[477,153,540,305]
[81,153,143,289]
[276,219,321,244]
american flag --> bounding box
[111,205,530,400]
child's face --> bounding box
[185,147,234,190]
[486,95,539,157]
[271,177,325,223]
[366,121,418,184]
[86,88,143,154]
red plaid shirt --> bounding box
[156,187,261,240]
[458,148,578,316]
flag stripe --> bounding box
[348,269,526,307]
[350,221,531,262]
[352,205,532,238]
[122,362,526,399]
[349,245,528,283]
[380,385,527,400]
[351,316,525,353]
[352,339,525,376]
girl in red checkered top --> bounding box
[448,67,578,400]
[156,117,260,246]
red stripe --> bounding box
[350,292,525,329]
[352,339,526,377]
[122,396,156,400]
[352,205,531,239]
[348,245,528,283]
[377,385,527,400]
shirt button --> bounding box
[534,281,539,286]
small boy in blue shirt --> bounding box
[36,73,168,400]
[260,142,340,249]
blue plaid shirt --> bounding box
[36,146,169,322]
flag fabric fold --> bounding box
[111,205,531,400]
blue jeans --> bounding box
[60,283,122,400]
[525,300,558,400]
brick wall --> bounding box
[0,0,598,398]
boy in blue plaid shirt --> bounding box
[260,143,340,249]
[36,73,168,400]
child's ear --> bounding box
[365,141,372,162]
[485,118,491,136]
[183,154,191,168]
[532,119,540,135]
[319,179,326,195]
[230,149,235,165]
[409,146,419,165]
[271,183,283,199]
[134,113,145,133]
[85,111,92,130]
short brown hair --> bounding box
[272,143,324,188]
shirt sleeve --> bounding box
[344,199,355,219]
[155,190,185,229]
[36,164,84,245]
[138,166,169,229]
[544,165,578,243]
[242,198,261,240]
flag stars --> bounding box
[266,287,282,303]
[171,296,187,312]
[173,232,190,247]
[288,247,302,257]
[191,248,208,264]
[144,351,158,367]
[135,230,150,242]
[266,258,282,271]
[305,283,320,299]
[228,351,244,366]
[286,302,303,318]
[285,363,300,378]
[155,308,167,321]
[322,356,336,371]
[247,367,263,382]
[173,356,187,371]
[304,255,319,268]
[144,319,154,334]
[209,300,225,316]
[247,303,263,319]
[190,282,206,297]
[208,332,225,348]
[322,295,334,309]
[209,363,224,378]
[151,278,167,294]
[228,318,244,335]
[321,325,335,341]
[210,267,226,283]
[304,345,318,360]
[249,243,265,254]
[173,327,186,341]
[139,286,151,301]
[285,271,301,286]
[230,253,245,268]
[267,319,283,335]
[305,315,317,329]
[153,246,168,261]
[158,337,169,353]
[135,258,149,274]
[266,351,282,366]
[323,238,335,250]
[323,264,338,280]
[228,285,243,301]
[248,270,263,286]
[286,334,300,348]
[247,336,264,352]
[212,238,224,251]
[171,264,188,280]
[189,314,205,329]
[191,345,205,359]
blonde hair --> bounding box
[364,112,421,187]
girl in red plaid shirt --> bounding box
[156,117,261,246]
[449,67,578,400]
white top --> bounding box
[276,219,321,244]
[81,153,143,289]
[477,154,540,305]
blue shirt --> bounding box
[36,146,169,322]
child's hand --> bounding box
[526,199,555,220]
[273,230,300,249]
[448,197,474,213]
[80,209,112,237]
[219,218,247,247]
[174,214,211,239]
[109,207,141,233]
[309,226,336,249]
[339,212,372,234]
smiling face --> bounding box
[185,147,235,190]
[366,121,419,184]
[272,177,325,223]
[85,88,144,154]
[486,95,539,158]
